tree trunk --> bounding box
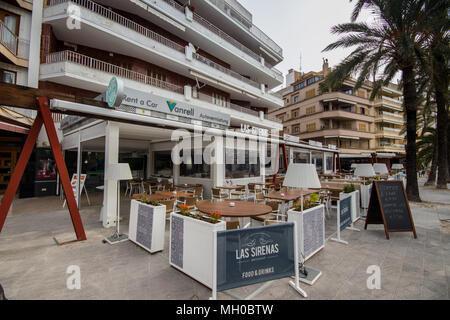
[433,46,449,189]
[448,113,450,183]
[402,66,421,201]
[425,134,438,186]
[435,91,448,188]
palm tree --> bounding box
[321,0,443,201]
[424,0,449,188]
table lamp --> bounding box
[104,163,132,245]
[283,163,321,212]
[391,163,404,171]
[354,163,376,184]
[373,163,389,176]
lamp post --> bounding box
[104,163,132,245]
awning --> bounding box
[376,152,396,158]
[339,153,372,158]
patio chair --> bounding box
[247,184,257,201]
[230,185,246,200]
[226,220,240,230]
[251,214,276,226]
[254,192,266,204]
[212,188,228,202]
[160,199,175,220]
[184,196,198,210]
[193,186,203,200]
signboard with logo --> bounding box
[214,223,304,297]
[117,87,230,126]
[63,174,89,207]
[106,77,125,107]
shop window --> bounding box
[225,150,260,179]
[0,69,16,84]
[154,151,173,176]
[180,151,211,178]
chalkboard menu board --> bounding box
[365,181,417,239]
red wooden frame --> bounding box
[0,97,86,242]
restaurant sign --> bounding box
[216,223,295,291]
[118,86,230,126]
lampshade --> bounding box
[354,163,376,177]
[391,163,404,170]
[373,163,389,175]
[351,163,359,169]
[105,163,132,180]
[283,163,321,189]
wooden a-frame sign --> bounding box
[364,180,417,240]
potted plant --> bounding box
[287,193,325,261]
[340,184,360,223]
[129,195,166,253]
[169,205,226,289]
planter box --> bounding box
[128,199,166,253]
[287,204,325,261]
[169,212,226,289]
[339,190,360,222]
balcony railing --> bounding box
[207,0,282,57]
[45,50,184,94]
[47,0,185,53]
[193,52,259,89]
[0,20,29,59]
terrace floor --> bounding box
[0,178,449,300]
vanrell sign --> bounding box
[216,223,295,291]
[105,78,230,126]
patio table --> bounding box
[197,200,272,228]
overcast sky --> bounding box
[238,0,372,88]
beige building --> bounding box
[270,60,406,170]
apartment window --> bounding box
[306,77,315,86]
[278,114,285,122]
[293,96,299,103]
[305,89,315,99]
[306,106,316,115]
[212,92,227,107]
[361,107,366,115]
[294,81,306,91]
[291,109,299,118]
[358,123,367,132]
[293,125,300,133]
[147,68,166,82]
[343,89,353,95]
[0,69,16,84]
[306,123,316,132]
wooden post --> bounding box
[37,97,86,241]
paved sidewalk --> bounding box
[0,187,449,300]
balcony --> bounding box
[297,127,374,141]
[92,0,283,86]
[374,96,403,111]
[44,0,282,108]
[204,0,283,59]
[375,113,404,125]
[40,51,282,129]
[15,0,33,10]
[0,20,29,67]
